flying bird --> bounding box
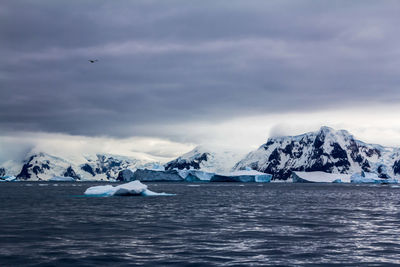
[88,59,98,63]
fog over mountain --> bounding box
[2,1,400,160]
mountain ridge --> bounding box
[3,126,400,180]
[234,126,400,179]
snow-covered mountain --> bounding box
[5,126,400,181]
[14,152,147,181]
[7,146,243,180]
[79,154,143,180]
[17,153,77,180]
[164,146,244,173]
[234,126,400,180]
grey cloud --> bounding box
[1,0,400,138]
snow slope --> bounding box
[164,146,244,173]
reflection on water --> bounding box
[1,182,400,266]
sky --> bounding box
[2,0,400,163]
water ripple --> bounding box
[1,183,400,266]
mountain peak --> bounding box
[317,126,352,138]
[235,127,398,179]
[318,126,334,133]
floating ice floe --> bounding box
[49,176,76,182]
[350,171,398,184]
[84,180,174,197]
[291,171,351,183]
[0,176,17,182]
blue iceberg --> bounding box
[211,169,272,183]
[0,176,17,182]
[350,171,398,184]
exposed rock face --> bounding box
[164,148,210,170]
[0,168,6,177]
[80,164,95,176]
[117,169,135,181]
[234,126,400,180]
[79,155,140,179]
[64,166,80,180]
[393,160,400,175]
[16,153,67,180]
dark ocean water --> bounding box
[1,182,400,266]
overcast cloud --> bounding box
[1,1,400,160]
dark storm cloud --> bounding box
[1,0,400,137]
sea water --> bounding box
[1,182,400,266]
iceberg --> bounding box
[176,169,215,182]
[132,169,184,182]
[84,180,174,197]
[49,176,76,182]
[117,167,270,183]
[0,176,17,182]
[350,171,398,184]
[211,169,272,183]
[291,171,351,183]
[84,185,115,196]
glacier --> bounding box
[115,167,272,183]
[350,171,398,184]
[49,176,76,182]
[132,169,184,182]
[176,169,215,182]
[291,171,399,183]
[291,171,351,183]
[210,169,272,183]
[164,146,244,174]
[84,180,174,197]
